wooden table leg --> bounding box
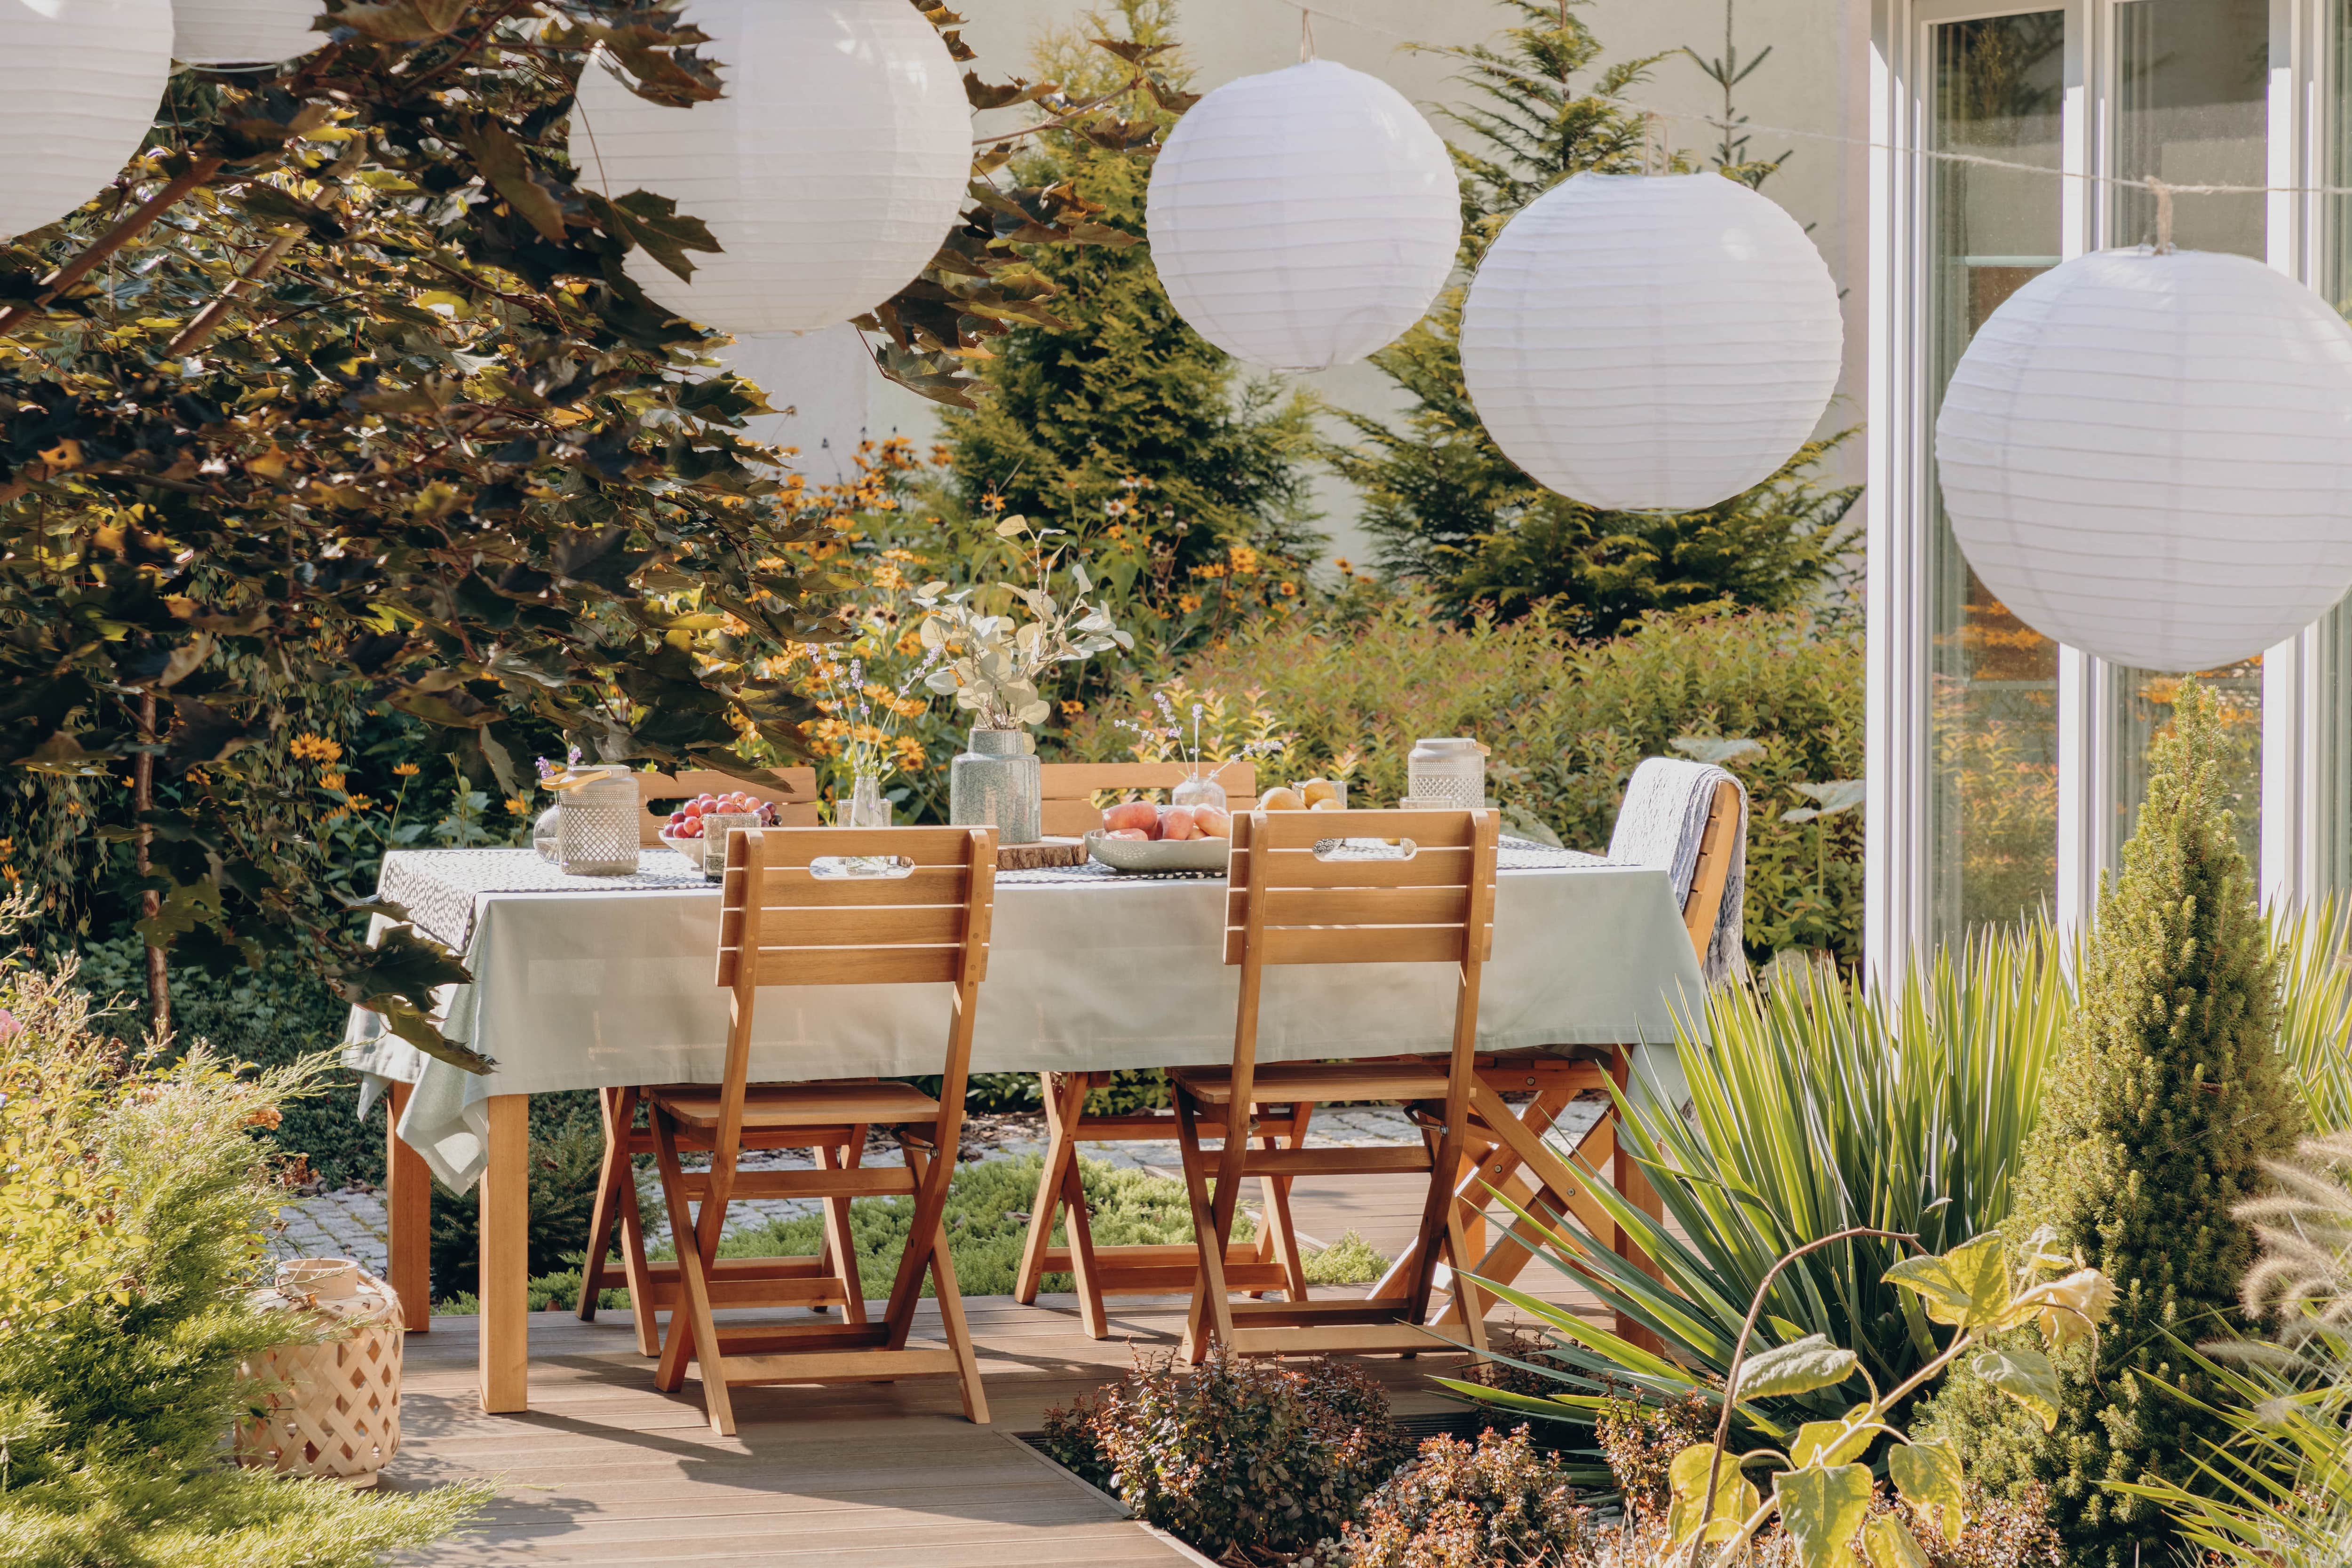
[385,1080,431,1333]
[1609,1051,1667,1354]
[479,1093,530,1413]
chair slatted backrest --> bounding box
[717,825,996,992]
[1681,779,1742,963]
[1223,808,1498,969]
[1039,762,1258,839]
[638,767,821,847]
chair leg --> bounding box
[1058,1145,1109,1338]
[1443,1199,1491,1354]
[650,1114,735,1434]
[882,1131,956,1348]
[817,1135,867,1324]
[1257,1101,1312,1302]
[618,1164,660,1356]
[1174,1090,1238,1364]
[918,1155,989,1426]
[580,1086,637,1323]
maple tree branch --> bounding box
[167,228,304,357]
[0,157,229,338]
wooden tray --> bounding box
[996,835,1088,871]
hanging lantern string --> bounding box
[1268,0,2352,202]
[2149,177,2177,252]
[1300,6,1316,63]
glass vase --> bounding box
[949,727,1041,844]
[1172,771,1225,812]
[846,771,891,829]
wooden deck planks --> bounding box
[383,1171,1619,1565]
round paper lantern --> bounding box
[174,0,326,64]
[713,326,874,480]
[569,0,970,337]
[0,0,174,241]
[1460,172,1842,512]
[1936,248,2352,672]
[1144,59,1458,372]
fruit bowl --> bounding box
[660,830,717,874]
[1084,829,1231,873]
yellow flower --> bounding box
[982,492,1006,514]
[1229,544,1260,575]
[895,628,923,657]
[290,733,342,764]
[1061,699,1085,716]
[1178,593,1202,613]
[391,761,421,778]
[346,793,375,812]
[1278,581,1299,597]
[318,770,347,793]
[505,796,528,816]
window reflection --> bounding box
[1927,12,2064,942]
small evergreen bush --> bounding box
[1339,1426,1593,1568]
[0,930,481,1565]
[1043,1346,1401,1559]
[1924,680,2303,1566]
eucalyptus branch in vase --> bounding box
[912,514,1133,732]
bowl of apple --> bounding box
[1086,798,1233,872]
[659,791,781,873]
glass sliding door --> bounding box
[2102,0,2269,868]
[1926,11,2066,943]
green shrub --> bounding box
[1925,681,2304,1567]
[1339,1426,1593,1568]
[0,931,481,1565]
[428,1101,608,1303]
[1064,603,1863,964]
[1047,1346,1402,1559]
[1452,920,2069,1443]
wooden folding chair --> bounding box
[1014,762,1312,1338]
[1377,775,1743,1343]
[578,766,829,1348]
[638,824,997,1434]
[1172,806,1500,1361]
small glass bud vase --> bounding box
[532,804,562,862]
[846,772,891,829]
[697,813,759,879]
[1171,771,1225,812]
[556,767,640,876]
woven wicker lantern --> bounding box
[236,1259,405,1488]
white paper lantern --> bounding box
[0,0,174,241]
[1459,171,1843,512]
[174,0,327,64]
[1936,247,2352,672]
[569,0,970,338]
[713,327,874,483]
[1144,59,1459,372]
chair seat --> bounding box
[1172,1059,1450,1106]
[649,1079,943,1131]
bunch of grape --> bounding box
[664,791,779,839]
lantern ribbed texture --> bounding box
[174,0,326,64]
[1459,172,1842,512]
[1936,248,2352,673]
[0,0,173,241]
[1144,59,1459,372]
[569,0,970,338]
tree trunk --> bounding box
[135,690,168,1041]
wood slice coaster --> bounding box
[996,835,1088,870]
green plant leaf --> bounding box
[1883,1233,2008,1328]
[1668,1445,1759,1547]
[1970,1345,2060,1431]
[1736,1333,1858,1400]
[1774,1462,1874,1568]
[1789,1410,1875,1467]
[1888,1437,1967,1541]
[1863,1511,1931,1568]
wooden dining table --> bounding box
[344,839,1703,1413]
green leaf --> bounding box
[1888,1437,1967,1541]
[1863,1512,1931,1568]
[1774,1463,1874,1568]
[1970,1345,2060,1431]
[1736,1333,1859,1401]
[1789,1412,1875,1467]
[1667,1445,1758,1548]
[1883,1234,2008,1328]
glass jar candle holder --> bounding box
[557,768,641,875]
[1407,737,1486,809]
[697,812,760,879]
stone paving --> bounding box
[265,1100,1609,1278]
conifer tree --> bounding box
[936,0,1319,578]
[1327,0,1854,634]
[1926,679,2302,1566]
